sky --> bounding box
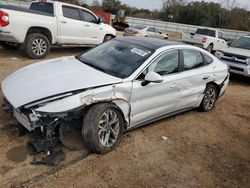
[119,0,249,10]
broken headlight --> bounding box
[215,51,224,60]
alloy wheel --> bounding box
[98,110,120,147]
[203,88,216,110]
[31,38,47,56]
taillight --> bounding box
[202,37,207,43]
[0,11,9,27]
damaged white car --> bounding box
[2,37,229,154]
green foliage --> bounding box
[161,0,250,31]
[102,0,122,14]
[88,0,250,31]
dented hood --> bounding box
[1,56,122,108]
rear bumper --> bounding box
[0,30,18,43]
[221,60,250,77]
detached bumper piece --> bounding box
[26,118,65,166]
[31,150,65,166]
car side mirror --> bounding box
[97,17,103,24]
[142,72,163,86]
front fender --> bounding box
[35,83,132,123]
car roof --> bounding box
[115,37,182,50]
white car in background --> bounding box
[124,25,168,39]
[215,35,250,77]
[2,37,229,155]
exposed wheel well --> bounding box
[26,27,52,44]
[208,43,214,48]
[104,34,115,39]
[83,102,128,127]
[206,82,220,98]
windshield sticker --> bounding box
[131,48,150,57]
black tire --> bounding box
[199,84,218,112]
[0,41,18,50]
[207,44,213,53]
[25,33,50,59]
[82,103,124,154]
[103,35,113,43]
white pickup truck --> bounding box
[181,28,229,53]
[0,1,116,59]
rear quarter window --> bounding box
[30,2,54,15]
[203,54,213,64]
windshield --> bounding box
[79,40,153,78]
[230,37,250,50]
[133,25,146,30]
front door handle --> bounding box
[203,76,210,80]
[60,20,67,24]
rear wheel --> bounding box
[199,84,218,112]
[0,41,18,50]
[25,33,50,59]
[82,103,124,154]
[207,44,213,53]
[103,35,113,43]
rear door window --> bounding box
[147,27,155,32]
[30,2,54,15]
[183,50,204,70]
[62,6,81,20]
[218,32,223,39]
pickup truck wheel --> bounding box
[25,33,50,59]
[199,84,218,112]
[103,35,113,42]
[207,44,213,53]
[0,42,18,50]
[82,103,124,154]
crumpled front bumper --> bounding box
[2,97,36,131]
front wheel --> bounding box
[199,84,218,112]
[82,103,124,154]
[25,33,50,59]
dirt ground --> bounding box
[0,45,249,188]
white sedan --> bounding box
[2,37,229,154]
[124,25,168,39]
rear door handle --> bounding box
[203,76,210,80]
[170,84,178,88]
[85,24,90,27]
[60,20,67,24]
